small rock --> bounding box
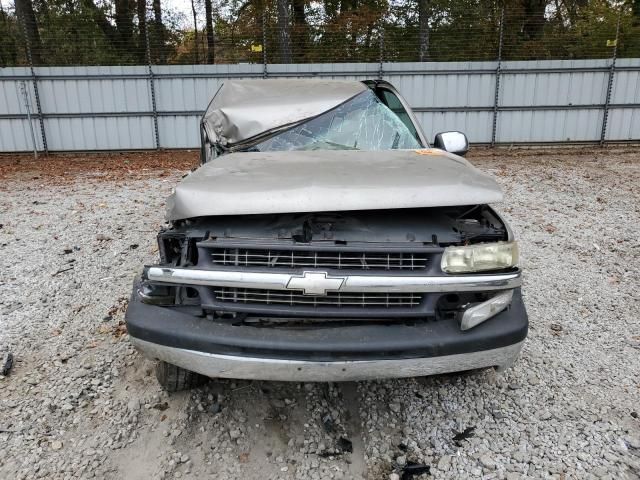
[538,410,552,421]
[625,436,640,449]
[479,454,496,470]
[229,429,241,440]
[51,440,63,450]
[389,474,400,480]
[437,455,451,470]
[389,402,401,413]
[127,399,140,412]
[396,455,407,467]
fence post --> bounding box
[19,81,38,158]
[378,26,385,80]
[491,7,505,147]
[145,22,161,150]
[20,16,48,154]
[262,10,268,78]
[600,11,621,146]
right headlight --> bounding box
[441,241,519,273]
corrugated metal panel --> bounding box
[35,66,151,114]
[497,109,603,143]
[606,109,640,141]
[44,116,155,150]
[0,60,639,152]
[0,118,41,151]
[500,66,608,107]
[417,111,493,144]
[158,115,200,149]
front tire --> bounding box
[155,361,208,392]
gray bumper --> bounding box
[131,337,524,382]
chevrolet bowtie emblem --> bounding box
[286,271,346,295]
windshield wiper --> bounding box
[300,139,358,151]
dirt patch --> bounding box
[0,150,199,185]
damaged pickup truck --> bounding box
[125,79,527,391]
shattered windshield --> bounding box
[250,90,423,152]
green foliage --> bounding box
[3,0,637,66]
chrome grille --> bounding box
[210,248,428,270]
[214,288,422,308]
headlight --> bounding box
[441,241,519,273]
[460,290,513,330]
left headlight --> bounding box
[441,241,519,273]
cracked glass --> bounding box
[251,90,423,152]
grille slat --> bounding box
[210,249,428,270]
[214,288,422,308]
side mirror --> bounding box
[433,131,469,156]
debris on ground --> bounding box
[336,437,353,453]
[452,426,476,446]
[400,461,431,480]
[1,352,14,375]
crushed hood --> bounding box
[167,149,503,220]
[202,79,367,147]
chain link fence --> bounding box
[2,1,639,67]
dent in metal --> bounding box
[146,266,522,293]
[166,149,503,220]
[202,79,367,147]
[131,337,524,382]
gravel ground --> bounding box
[0,148,639,480]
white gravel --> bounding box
[0,148,639,480]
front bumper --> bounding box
[125,281,528,381]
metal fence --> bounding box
[1,58,639,153]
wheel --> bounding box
[155,360,208,392]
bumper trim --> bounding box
[146,266,521,293]
[131,337,524,382]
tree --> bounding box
[115,0,134,51]
[152,0,166,61]
[191,0,199,62]
[14,0,42,63]
[632,0,640,25]
[138,0,147,61]
[521,0,548,39]
[81,0,119,48]
[291,0,308,61]
[0,0,19,65]
[204,0,215,63]
[418,0,430,61]
[276,0,292,62]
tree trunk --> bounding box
[204,0,215,63]
[191,0,199,63]
[115,0,134,52]
[14,0,42,64]
[152,0,165,62]
[521,0,547,40]
[276,0,292,63]
[292,0,307,61]
[138,0,147,62]
[81,0,119,48]
[418,0,430,61]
